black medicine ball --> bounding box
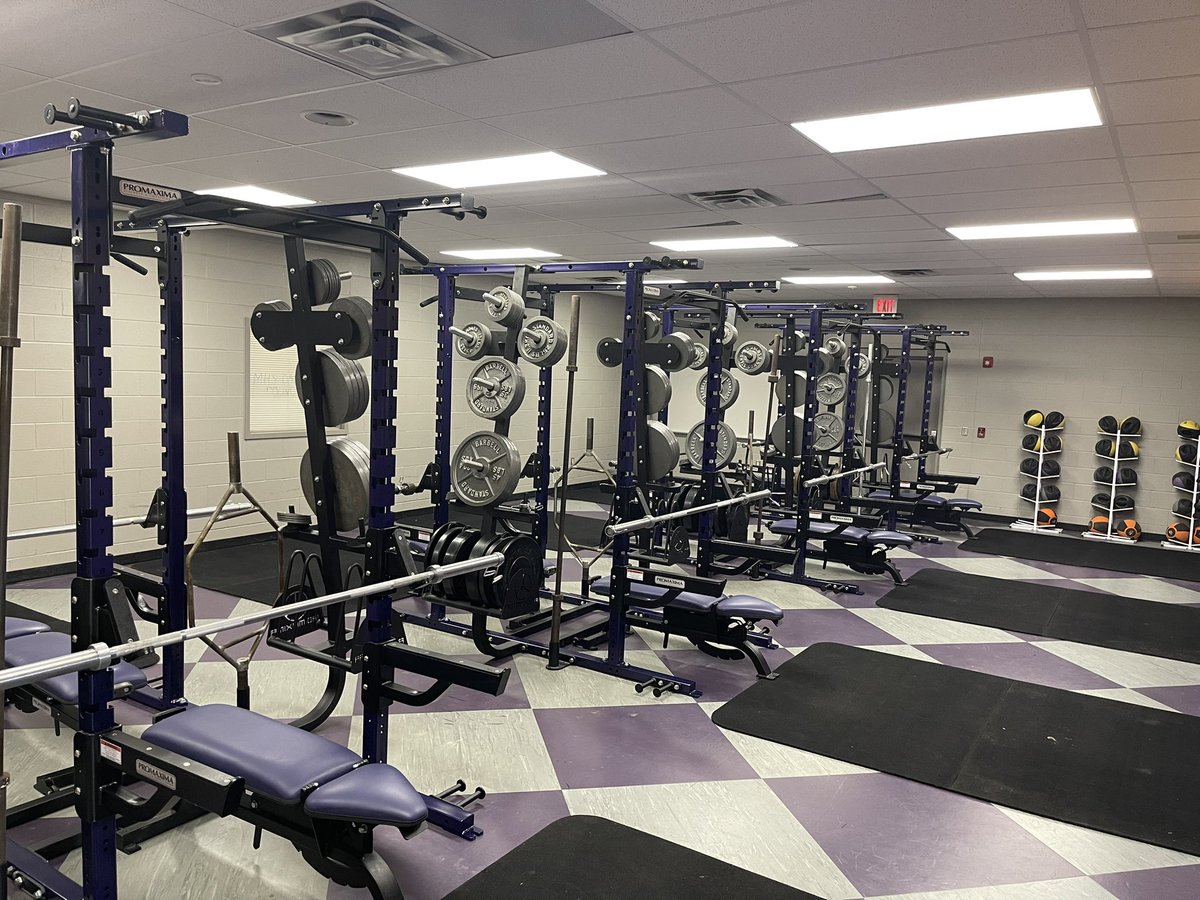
[1118,467,1138,485]
[1098,415,1119,434]
[1093,466,1113,483]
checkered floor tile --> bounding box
[8,532,1200,899]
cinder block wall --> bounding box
[1,191,623,571]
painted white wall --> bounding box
[1,191,622,571]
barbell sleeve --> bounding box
[0,552,506,695]
[606,489,771,537]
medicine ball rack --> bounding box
[1166,423,1200,551]
[1013,414,1065,534]
[1085,417,1143,543]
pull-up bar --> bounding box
[606,489,772,537]
[0,552,505,695]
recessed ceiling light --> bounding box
[792,88,1101,153]
[197,186,314,207]
[947,217,1137,240]
[783,275,895,285]
[1014,269,1153,281]
[649,236,797,252]
[395,152,605,188]
[190,73,222,85]
[442,248,562,260]
[303,110,357,127]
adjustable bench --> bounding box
[589,576,782,678]
[866,487,983,537]
[770,519,913,584]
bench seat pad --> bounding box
[715,595,784,623]
[947,499,983,510]
[5,632,148,704]
[868,490,948,506]
[144,704,361,803]
[591,577,782,622]
[6,617,51,640]
[867,530,915,547]
[305,763,427,829]
[771,519,913,547]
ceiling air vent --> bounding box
[253,2,486,79]
[680,189,790,212]
[1177,233,1200,241]
[881,269,938,278]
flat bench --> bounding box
[769,519,913,585]
[866,489,983,537]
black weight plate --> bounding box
[330,295,373,360]
[425,522,454,570]
[446,528,481,600]
[480,535,513,609]
[309,257,342,305]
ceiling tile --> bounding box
[1103,76,1200,125]
[787,230,953,245]
[571,211,735,233]
[568,125,817,174]
[1124,153,1200,181]
[838,130,1117,178]
[111,162,241,194]
[871,159,1125,197]
[0,80,149,144]
[1116,120,1200,157]
[1090,18,1200,82]
[2,1,227,77]
[1131,179,1200,201]
[307,120,546,168]
[386,0,629,57]
[733,203,923,226]
[521,195,698,220]
[651,0,1076,83]
[924,202,1135,227]
[0,66,44,94]
[163,0,332,27]
[1140,216,1200,231]
[902,184,1132,215]
[466,175,658,207]
[730,34,1091,122]
[117,118,287,165]
[1078,0,1200,28]
[589,0,787,29]
[386,34,708,117]
[625,156,857,193]
[181,146,372,183]
[760,179,894,205]
[482,88,772,149]
[202,83,462,144]
[260,169,439,203]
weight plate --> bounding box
[329,295,372,360]
[734,340,772,375]
[643,311,662,341]
[452,431,522,507]
[496,534,542,617]
[295,349,362,425]
[816,347,836,376]
[517,315,568,367]
[773,370,807,407]
[770,414,803,455]
[695,370,740,410]
[308,257,343,305]
[596,337,621,367]
[687,341,709,371]
[299,437,369,531]
[645,420,680,481]
[875,407,896,440]
[685,420,737,470]
[644,365,672,416]
[445,528,482,600]
[877,375,895,403]
[466,358,526,420]
[659,332,693,373]
[824,335,848,360]
[424,522,454,569]
[483,286,525,327]
[455,321,496,361]
[721,322,738,346]
[338,353,370,424]
[812,411,845,452]
[852,352,871,379]
[815,372,847,406]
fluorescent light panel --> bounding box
[784,275,894,285]
[395,152,605,188]
[948,218,1137,240]
[197,186,314,206]
[792,88,1101,152]
[1015,269,1153,281]
[649,236,797,251]
[442,248,561,260]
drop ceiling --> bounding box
[1,0,1199,299]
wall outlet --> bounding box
[960,426,968,436]
[977,427,986,438]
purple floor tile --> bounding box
[190,585,243,619]
[770,772,1079,896]
[327,791,570,900]
[12,573,73,590]
[771,608,903,648]
[535,704,757,789]
[1094,865,1200,900]
[917,642,1121,691]
[1138,685,1200,716]
[658,647,794,702]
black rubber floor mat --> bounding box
[879,567,1200,664]
[713,643,1200,856]
[961,528,1200,581]
[446,815,818,899]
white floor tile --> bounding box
[852,609,1024,646]
[1037,641,1200,688]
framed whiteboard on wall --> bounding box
[245,320,345,440]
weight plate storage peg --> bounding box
[659,331,694,373]
[643,311,662,341]
[595,337,622,367]
[308,257,347,305]
[328,295,372,360]
[453,321,497,361]
[251,299,293,351]
[645,420,681,481]
[517,315,568,367]
[696,370,740,410]
[685,420,737,470]
[300,437,370,531]
[466,358,526,420]
[734,340,772,375]
[644,365,672,416]
[687,341,709,371]
[815,372,848,406]
[452,432,523,507]
[483,285,526,327]
[812,411,845,451]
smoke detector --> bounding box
[680,189,790,212]
[253,2,486,79]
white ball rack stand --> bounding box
[1011,418,1063,534]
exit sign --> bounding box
[873,295,898,314]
